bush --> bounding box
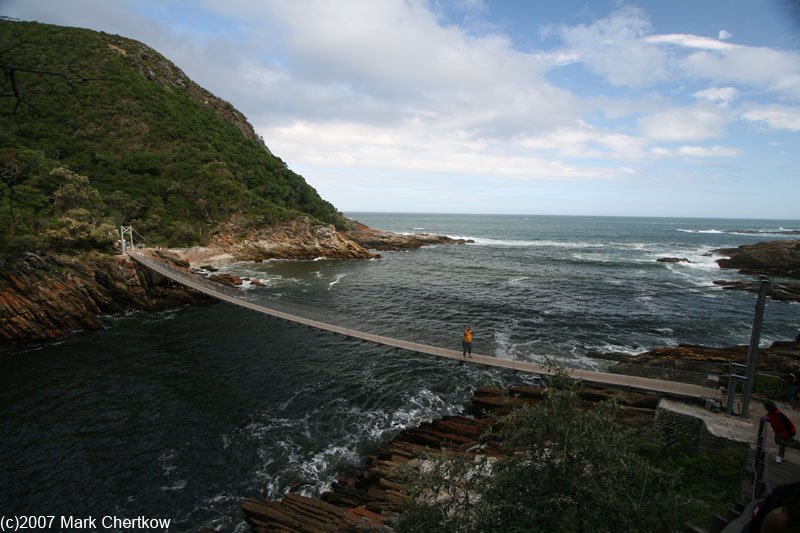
[398,371,745,533]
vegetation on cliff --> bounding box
[0,19,346,260]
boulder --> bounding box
[208,273,243,286]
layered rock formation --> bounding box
[0,252,209,345]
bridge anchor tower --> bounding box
[120,225,134,254]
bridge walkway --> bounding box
[127,248,717,402]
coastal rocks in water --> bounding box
[344,222,470,251]
[0,252,210,345]
[716,240,800,278]
[595,338,800,382]
[657,257,691,264]
[713,280,800,303]
[713,240,800,301]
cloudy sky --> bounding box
[4,1,800,219]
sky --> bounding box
[3,0,800,219]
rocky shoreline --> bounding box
[241,385,658,531]
[0,251,210,345]
[593,338,800,384]
[1,233,796,346]
[0,218,466,346]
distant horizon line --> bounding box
[342,211,800,223]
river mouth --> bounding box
[3,214,798,531]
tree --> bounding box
[50,167,101,214]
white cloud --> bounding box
[520,123,648,159]
[639,107,727,142]
[259,119,631,183]
[196,0,580,139]
[652,145,739,157]
[680,47,800,100]
[693,87,738,107]
[555,6,669,87]
[645,33,738,51]
[718,30,733,40]
[741,105,800,131]
[554,8,800,100]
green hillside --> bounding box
[0,19,346,258]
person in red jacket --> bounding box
[763,401,797,463]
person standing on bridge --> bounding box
[462,326,474,358]
[763,401,797,464]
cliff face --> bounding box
[0,252,208,345]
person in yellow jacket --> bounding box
[462,325,474,358]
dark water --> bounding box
[1,214,798,531]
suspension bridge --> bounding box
[126,247,720,402]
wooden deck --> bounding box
[128,249,718,401]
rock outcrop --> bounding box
[345,221,470,251]
[0,252,210,345]
[163,217,466,268]
[592,338,800,381]
[716,240,800,279]
[712,240,800,302]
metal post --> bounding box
[741,276,770,418]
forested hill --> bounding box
[0,19,347,259]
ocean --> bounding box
[1,214,798,531]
